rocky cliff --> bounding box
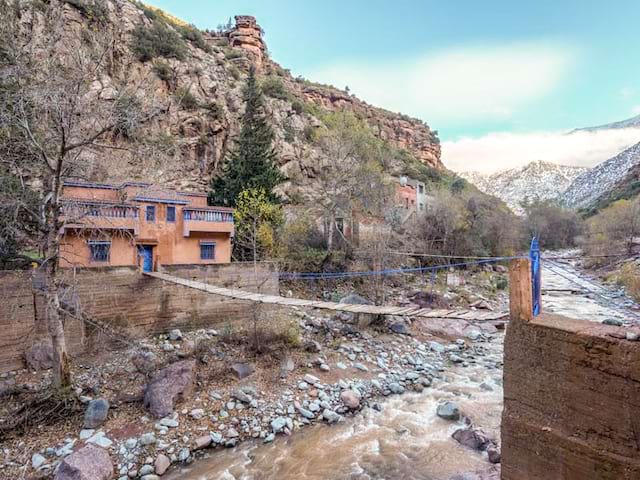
[12,0,441,197]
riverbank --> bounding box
[0,271,508,480]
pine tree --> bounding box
[209,66,285,208]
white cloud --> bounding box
[632,105,640,115]
[443,128,640,174]
[304,42,576,124]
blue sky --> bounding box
[146,0,640,172]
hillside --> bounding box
[562,142,640,209]
[460,160,587,214]
[7,0,442,199]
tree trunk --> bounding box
[327,214,335,252]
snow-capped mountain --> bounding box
[460,160,588,214]
[562,142,640,209]
[571,114,640,133]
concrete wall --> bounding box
[0,262,278,373]
[502,313,640,479]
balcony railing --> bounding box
[183,208,233,223]
[62,201,139,219]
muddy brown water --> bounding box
[168,259,636,480]
[166,339,504,480]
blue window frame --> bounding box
[146,205,155,222]
[89,241,110,262]
[166,206,176,222]
[200,242,216,260]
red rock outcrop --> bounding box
[229,15,265,70]
[502,313,640,479]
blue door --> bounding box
[139,246,153,272]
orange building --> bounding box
[59,181,234,271]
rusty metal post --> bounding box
[509,258,533,322]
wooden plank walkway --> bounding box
[145,272,508,321]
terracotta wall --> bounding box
[502,313,640,479]
[0,263,278,373]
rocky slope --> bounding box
[11,0,441,197]
[562,142,640,209]
[460,161,587,214]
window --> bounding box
[200,242,216,260]
[146,205,155,222]
[166,206,176,222]
[89,241,110,262]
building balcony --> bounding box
[183,207,234,237]
[60,201,139,234]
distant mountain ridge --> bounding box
[460,160,588,214]
[561,142,640,209]
[571,114,640,133]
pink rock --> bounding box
[452,428,491,451]
[143,360,196,418]
[193,435,212,450]
[154,454,171,475]
[54,445,112,480]
[340,390,361,410]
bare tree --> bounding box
[0,4,165,390]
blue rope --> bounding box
[280,255,525,281]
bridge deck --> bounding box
[145,271,508,321]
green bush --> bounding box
[495,276,508,290]
[174,87,199,110]
[63,0,108,24]
[113,95,142,138]
[205,102,224,121]
[290,98,304,115]
[224,48,244,60]
[261,76,288,100]
[130,23,187,62]
[152,60,172,81]
[176,24,210,52]
[228,65,242,80]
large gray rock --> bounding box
[143,360,196,418]
[230,362,254,380]
[436,401,460,421]
[54,445,113,480]
[84,398,110,429]
[24,341,53,371]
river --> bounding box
[167,257,638,480]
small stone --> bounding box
[388,383,405,395]
[190,409,205,420]
[193,435,212,450]
[626,331,639,341]
[168,329,182,341]
[304,340,322,353]
[232,390,252,404]
[87,432,113,449]
[271,417,287,433]
[177,448,190,462]
[230,363,254,380]
[31,453,46,469]
[159,417,179,428]
[79,429,95,440]
[436,402,460,421]
[322,409,341,424]
[139,433,157,446]
[139,465,154,476]
[488,446,501,464]
[263,433,275,443]
[353,363,368,372]
[340,390,361,410]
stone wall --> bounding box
[0,263,278,373]
[502,313,640,479]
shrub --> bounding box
[130,23,187,62]
[290,98,304,115]
[224,48,244,60]
[228,65,242,80]
[494,276,508,290]
[113,95,142,138]
[303,125,318,143]
[152,60,172,81]
[174,87,199,110]
[261,76,288,100]
[63,0,108,24]
[205,102,224,121]
[176,24,210,52]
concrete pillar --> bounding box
[509,258,533,322]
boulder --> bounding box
[83,398,110,429]
[452,428,491,451]
[389,322,409,335]
[143,360,196,418]
[487,446,501,464]
[303,340,322,353]
[340,390,361,410]
[339,294,370,305]
[436,402,460,421]
[24,341,53,371]
[54,445,113,480]
[168,329,182,341]
[230,362,254,380]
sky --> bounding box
[146,0,640,173]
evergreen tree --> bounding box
[209,66,285,207]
